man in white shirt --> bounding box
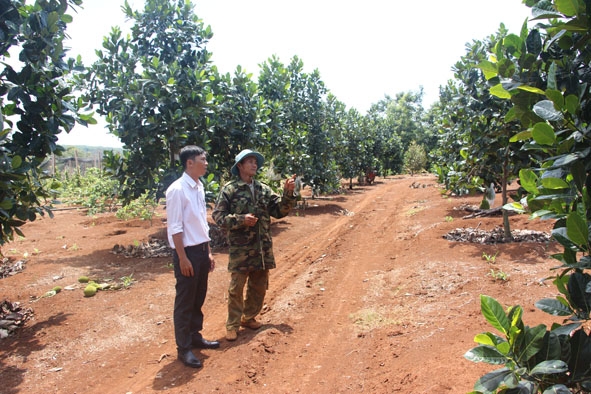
[166,145,219,368]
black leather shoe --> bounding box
[178,350,202,368]
[192,337,220,349]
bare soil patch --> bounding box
[0,175,561,393]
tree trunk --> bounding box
[501,146,512,241]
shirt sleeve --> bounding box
[165,185,184,247]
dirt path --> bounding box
[0,175,561,393]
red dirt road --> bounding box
[1,175,561,393]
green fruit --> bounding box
[52,286,62,293]
[78,276,90,283]
[83,284,97,297]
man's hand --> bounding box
[244,213,258,227]
[209,254,216,272]
[285,174,297,192]
[179,256,194,277]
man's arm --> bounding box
[172,232,194,277]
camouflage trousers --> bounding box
[226,270,269,331]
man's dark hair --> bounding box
[179,145,206,169]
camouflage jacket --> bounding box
[212,178,296,272]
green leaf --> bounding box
[552,227,578,250]
[11,155,22,169]
[540,177,569,190]
[477,60,498,80]
[503,202,526,213]
[480,295,510,334]
[565,94,579,115]
[533,100,564,121]
[519,169,539,195]
[555,0,579,16]
[532,122,556,146]
[545,89,564,109]
[490,83,512,99]
[0,199,13,210]
[509,129,532,142]
[464,345,507,364]
[474,368,514,392]
[535,298,573,316]
[517,85,546,95]
[520,324,548,362]
[566,211,589,248]
[547,63,557,90]
[530,360,568,375]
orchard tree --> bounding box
[83,0,214,202]
[465,1,591,392]
[259,55,341,193]
[258,55,308,178]
[0,0,92,244]
[433,29,533,239]
[403,141,427,175]
[208,65,270,180]
[337,108,373,188]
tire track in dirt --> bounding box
[241,176,434,392]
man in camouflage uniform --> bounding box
[213,149,296,341]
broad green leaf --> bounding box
[540,177,569,189]
[520,324,548,362]
[533,100,564,121]
[503,202,526,213]
[509,129,532,142]
[464,345,507,364]
[545,89,564,109]
[552,153,580,168]
[555,0,579,16]
[530,360,568,375]
[503,34,523,54]
[530,209,554,219]
[543,383,575,393]
[0,199,13,210]
[460,148,468,160]
[535,298,573,316]
[477,60,498,80]
[517,85,546,95]
[481,295,509,334]
[474,333,496,346]
[552,227,578,250]
[565,94,579,115]
[490,83,512,99]
[519,169,539,195]
[566,211,589,248]
[532,122,556,146]
[474,368,514,392]
[11,155,22,169]
[547,63,557,90]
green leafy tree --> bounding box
[336,108,368,188]
[0,0,92,244]
[258,55,308,178]
[82,0,214,202]
[403,141,426,175]
[208,65,270,180]
[432,28,534,239]
[466,1,591,392]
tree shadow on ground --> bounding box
[1,312,72,394]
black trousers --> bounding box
[173,243,210,352]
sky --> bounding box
[58,0,534,148]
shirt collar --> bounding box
[182,171,202,189]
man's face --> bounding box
[237,156,258,178]
[187,153,208,178]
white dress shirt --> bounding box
[166,172,210,249]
